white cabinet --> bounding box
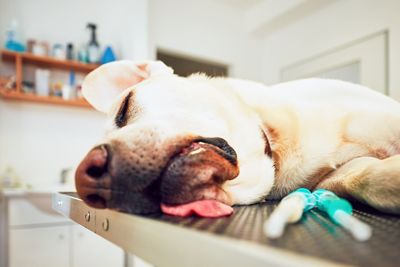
[6,195,124,267]
[72,225,124,267]
[9,197,69,226]
[9,226,70,267]
[9,224,124,267]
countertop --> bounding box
[53,192,400,267]
[1,185,75,197]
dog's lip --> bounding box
[161,138,237,179]
[191,137,238,166]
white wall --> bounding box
[260,0,400,101]
[0,0,149,187]
[149,0,263,81]
[0,102,106,187]
[0,0,149,60]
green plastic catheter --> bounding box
[313,189,372,241]
[263,188,315,238]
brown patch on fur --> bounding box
[373,148,391,159]
[260,128,272,157]
[265,126,281,173]
[303,165,337,189]
[137,64,147,73]
[264,108,300,178]
[316,176,350,198]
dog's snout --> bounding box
[75,145,111,209]
[75,141,163,214]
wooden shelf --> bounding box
[0,49,99,109]
[1,50,99,73]
[0,88,92,108]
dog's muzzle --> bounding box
[75,137,239,214]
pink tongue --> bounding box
[161,200,233,218]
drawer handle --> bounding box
[84,211,91,222]
[102,218,109,231]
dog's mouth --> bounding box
[76,136,239,217]
[159,138,239,217]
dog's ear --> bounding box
[82,60,173,113]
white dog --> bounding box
[75,60,400,216]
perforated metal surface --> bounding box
[59,193,399,266]
[151,201,400,267]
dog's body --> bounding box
[75,61,400,215]
[229,78,400,210]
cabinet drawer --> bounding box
[9,225,70,267]
[72,225,124,267]
[9,197,69,226]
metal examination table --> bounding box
[53,192,400,267]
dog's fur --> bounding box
[77,60,400,214]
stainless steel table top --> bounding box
[53,192,400,267]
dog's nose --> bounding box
[75,145,111,209]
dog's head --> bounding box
[75,60,275,214]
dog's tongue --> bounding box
[161,200,233,218]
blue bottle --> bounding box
[4,20,26,52]
[101,46,116,64]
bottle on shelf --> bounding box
[62,71,76,100]
[4,19,25,52]
[87,23,100,64]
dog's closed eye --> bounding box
[115,91,133,128]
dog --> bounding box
[75,60,400,216]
